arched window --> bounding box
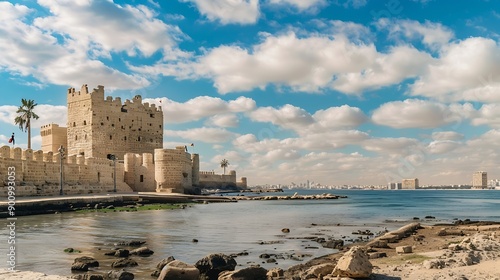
[83,120,87,125]
[110,135,113,140]
[75,135,78,140]
[73,122,76,127]
[140,175,144,182]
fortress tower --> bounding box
[41,124,67,153]
[66,84,163,159]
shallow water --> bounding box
[1,189,500,277]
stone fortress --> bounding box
[1,84,246,196]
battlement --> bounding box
[67,84,105,102]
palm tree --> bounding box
[220,159,229,175]
[14,99,39,149]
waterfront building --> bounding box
[402,178,419,189]
[472,171,487,189]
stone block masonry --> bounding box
[0,146,132,196]
[65,84,163,159]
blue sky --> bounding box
[1,0,499,186]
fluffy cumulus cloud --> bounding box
[426,140,461,154]
[35,0,184,57]
[410,37,500,102]
[206,114,239,127]
[471,104,500,128]
[165,127,238,143]
[268,0,326,11]
[144,96,256,123]
[362,137,420,155]
[431,131,464,141]
[181,0,260,24]
[372,99,472,129]
[0,104,67,128]
[248,104,367,133]
[377,19,454,49]
[151,30,433,95]
[0,1,161,89]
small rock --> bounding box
[71,262,89,271]
[157,260,199,280]
[192,239,199,243]
[282,228,290,233]
[151,256,175,277]
[130,246,154,256]
[74,256,99,268]
[111,258,138,268]
[107,270,134,280]
[396,245,412,254]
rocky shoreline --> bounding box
[3,219,500,279]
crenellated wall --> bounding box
[65,84,163,159]
[198,170,247,189]
[0,146,132,196]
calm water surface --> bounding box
[1,189,500,277]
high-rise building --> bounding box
[402,178,419,189]
[472,171,487,189]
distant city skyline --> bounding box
[0,0,499,186]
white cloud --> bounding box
[35,0,184,57]
[249,104,314,132]
[427,140,461,154]
[165,127,238,143]
[248,104,367,133]
[431,131,464,141]
[372,99,468,129]
[181,0,259,24]
[143,30,432,95]
[206,114,239,127]
[0,2,151,89]
[362,137,420,155]
[471,104,500,128]
[268,0,326,11]
[144,96,255,123]
[377,19,454,49]
[0,104,67,128]
[331,45,433,94]
[410,37,500,102]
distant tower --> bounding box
[472,171,487,189]
[40,124,67,153]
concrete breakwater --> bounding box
[228,192,347,201]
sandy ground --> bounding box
[368,224,500,280]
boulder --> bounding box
[266,268,284,278]
[130,246,154,256]
[218,266,267,280]
[71,262,89,271]
[281,228,290,233]
[151,256,175,277]
[330,246,372,279]
[195,253,237,280]
[74,256,99,268]
[115,249,130,258]
[81,274,105,280]
[395,245,412,254]
[157,260,200,280]
[323,239,344,249]
[111,258,138,268]
[303,263,335,278]
[107,270,134,280]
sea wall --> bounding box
[0,146,132,196]
[198,170,238,189]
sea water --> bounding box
[1,189,500,277]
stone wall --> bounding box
[41,124,67,153]
[124,153,156,192]
[0,146,132,196]
[199,170,239,189]
[66,84,163,159]
[155,147,195,193]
